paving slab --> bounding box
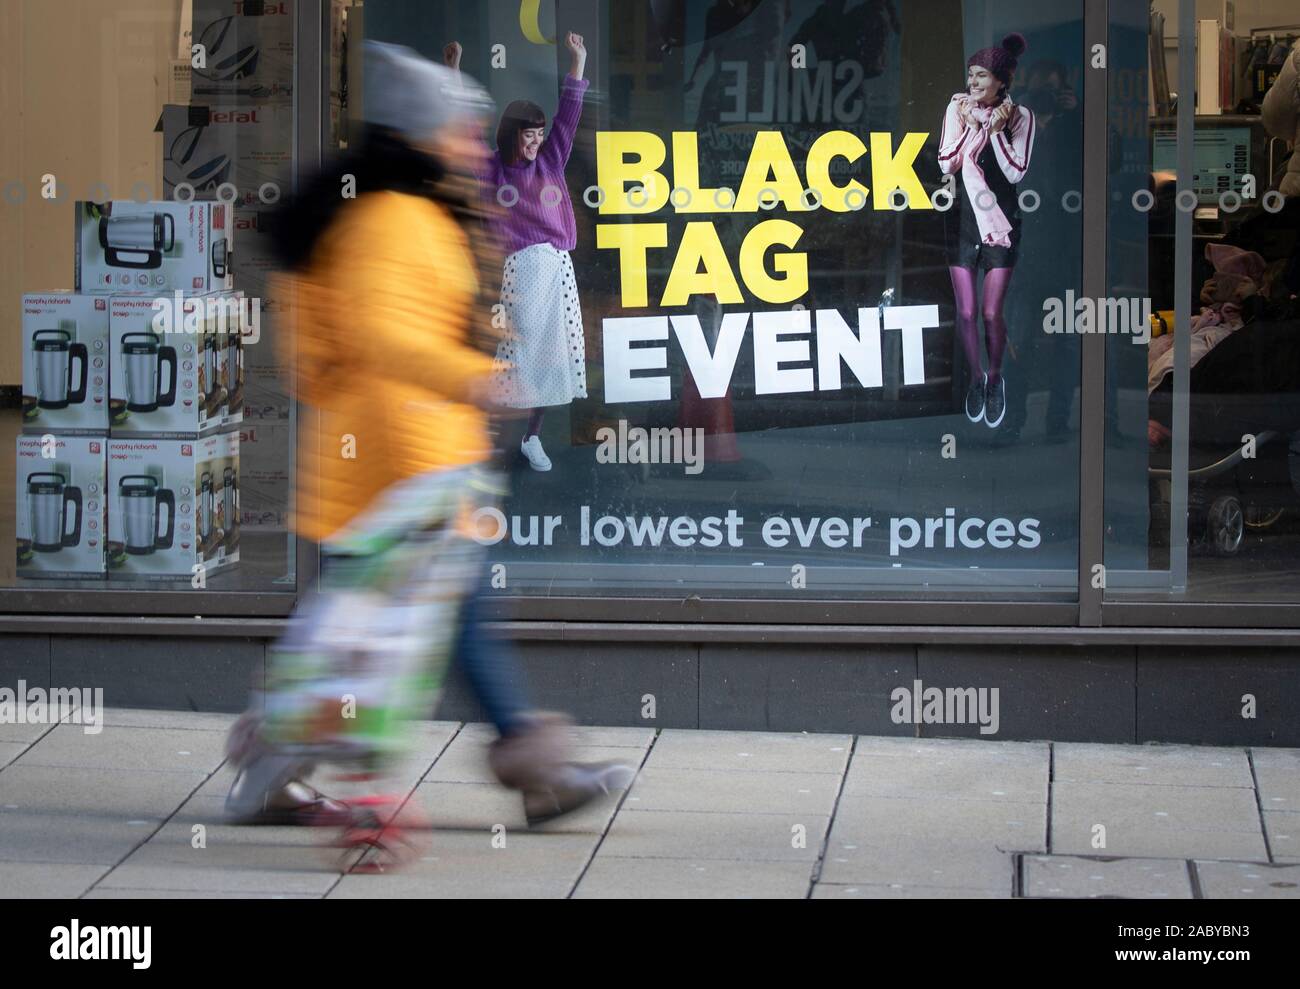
[0,741,29,768]
[574,857,812,898]
[621,768,840,816]
[1195,860,1300,898]
[457,722,655,749]
[1023,855,1194,898]
[812,882,1009,899]
[413,780,621,834]
[830,793,1046,851]
[85,888,319,899]
[1263,810,1300,862]
[0,862,111,898]
[0,765,206,864]
[0,721,54,744]
[93,863,338,897]
[854,736,1047,761]
[1054,743,1252,788]
[1052,781,1263,835]
[119,793,362,876]
[328,831,597,898]
[425,735,639,784]
[819,832,1016,888]
[844,747,1047,803]
[1250,748,1300,811]
[94,709,239,732]
[17,724,226,773]
[1051,829,1267,861]
[645,730,851,774]
[599,809,829,862]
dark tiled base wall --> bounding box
[2,633,1297,745]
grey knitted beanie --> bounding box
[362,41,494,140]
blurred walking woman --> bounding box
[223,43,506,822]
[446,33,590,473]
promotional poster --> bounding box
[363,0,1107,594]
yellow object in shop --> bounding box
[1150,309,1175,338]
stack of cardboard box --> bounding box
[16,200,243,583]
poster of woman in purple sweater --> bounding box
[446,33,590,473]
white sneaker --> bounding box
[520,435,552,471]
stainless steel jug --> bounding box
[98,212,175,270]
[32,329,88,410]
[121,332,178,413]
[118,475,175,555]
[26,472,82,553]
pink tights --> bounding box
[948,265,1014,387]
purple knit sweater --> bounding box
[481,76,589,257]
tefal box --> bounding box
[109,293,244,437]
[75,201,233,295]
[107,432,240,579]
[20,293,111,434]
[191,0,295,104]
[161,104,293,205]
[14,435,107,578]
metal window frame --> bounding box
[5,0,1295,634]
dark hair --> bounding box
[496,100,546,165]
[270,126,449,271]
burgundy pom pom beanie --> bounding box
[968,32,1028,86]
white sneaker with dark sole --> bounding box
[520,435,552,471]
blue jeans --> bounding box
[454,580,531,737]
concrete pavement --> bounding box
[2,709,1299,898]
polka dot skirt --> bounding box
[491,244,588,408]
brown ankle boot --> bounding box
[487,712,634,826]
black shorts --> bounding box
[944,188,1021,271]
[947,235,1019,272]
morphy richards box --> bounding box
[15,435,107,578]
[20,293,111,434]
[107,432,240,579]
[109,292,245,436]
[75,200,233,295]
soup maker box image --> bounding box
[75,200,233,295]
[14,435,107,578]
[20,293,111,434]
[109,293,244,436]
[107,432,240,579]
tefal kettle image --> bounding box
[118,475,175,555]
[121,332,178,413]
[98,212,175,270]
[31,329,88,410]
[26,472,83,553]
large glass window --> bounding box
[1105,0,1300,604]
[1,0,304,609]
[358,0,1088,601]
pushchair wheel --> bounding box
[1206,495,1244,556]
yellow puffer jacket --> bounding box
[278,190,495,543]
